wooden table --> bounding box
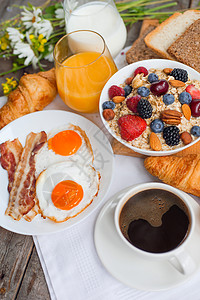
[0,0,198,299]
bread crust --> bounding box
[144,10,200,60]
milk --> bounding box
[66,1,127,57]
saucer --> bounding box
[94,186,200,291]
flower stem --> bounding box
[0,64,31,76]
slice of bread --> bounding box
[144,10,200,60]
[126,24,161,64]
[167,19,200,72]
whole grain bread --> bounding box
[167,19,200,72]
[126,24,161,64]
[144,10,200,60]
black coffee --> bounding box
[119,189,190,253]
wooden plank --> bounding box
[0,227,34,299]
[16,247,51,300]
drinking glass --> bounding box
[54,30,117,113]
[63,0,127,58]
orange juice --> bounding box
[56,51,117,113]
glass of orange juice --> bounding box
[54,30,117,113]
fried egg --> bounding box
[35,124,94,177]
[35,124,100,222]
[36,162,100,222]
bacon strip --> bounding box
[5,131,47,221]
[0,139,23,192]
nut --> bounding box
[180,132,192,145]
[163,68,173,74]
[132,74,143,89]
[112,96,125,104]
[103,109,115,121]
[149,132,162,151]
[160,109,182,125]
[182,104,191,120]
[169,80,185,87]
[125,77,133,85]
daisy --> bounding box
[64,0,78,13]
[37,19,53,39]
[7,27,24,45]
[13,41,38,68]
[45,45,54,62]
[21,7,42,30]
[55,7,65,26]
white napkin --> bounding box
[34,155,200,300]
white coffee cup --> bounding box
[114,182,196,275]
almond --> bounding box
[149,132,162,151]
[169,80,185,87]
[112,96,125,103]
[163,68,173,74]
[180,132,192,145]
[182,104,191,120]
[125,77,133,85]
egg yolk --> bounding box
[48,130,82,156]
[51,180,84,210]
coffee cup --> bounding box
[114,182,196,275]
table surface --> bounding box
[0,0,198,299]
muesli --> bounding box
[102,66,200,151]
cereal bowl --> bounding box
[99,59,200,156]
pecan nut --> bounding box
[160,109,182,125]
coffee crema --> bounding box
[119,189,190,254]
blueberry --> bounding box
[163,94,175,105]
[137,86,150,97]
[150,119,164,133]
[148,73,159,83]
[102,101,115,110]
[179,92,192,105]
[190,126,200,137]
[123,85,132,97]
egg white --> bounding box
[35,124,94,178]
[36,161,100,222]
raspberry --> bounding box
[137,99,153,119]
[118,115,147,141]
[108,85,125,99]
[170,68,188,82]
[134,67,148,77]
[163,126,180,146]
[126,95,141,113]
[186,85,200,100]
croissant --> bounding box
[144,155,200,197]
[0,68,57,129]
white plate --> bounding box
[0,110,114,235]
[99,59,200,156]
[94,186,200,291]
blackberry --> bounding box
[170,68,188,82]
[137,99,153,119]
[163,126,180,146]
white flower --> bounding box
[7,27,24,46]
[21,7,42,30]
[64,0,78,13]
[13,41,38,68]
[45,45,54,62]
[37,19,53,39]
[55,8,65,19]
[55,8,65,26]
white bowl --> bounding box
[99,59,200,156]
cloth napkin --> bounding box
[33,49,200,299]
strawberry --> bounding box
[108,85,125,99]
[126,95,141,113]
[134,67,148,77]
[186,85,200,100]
[118,115,147,141]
